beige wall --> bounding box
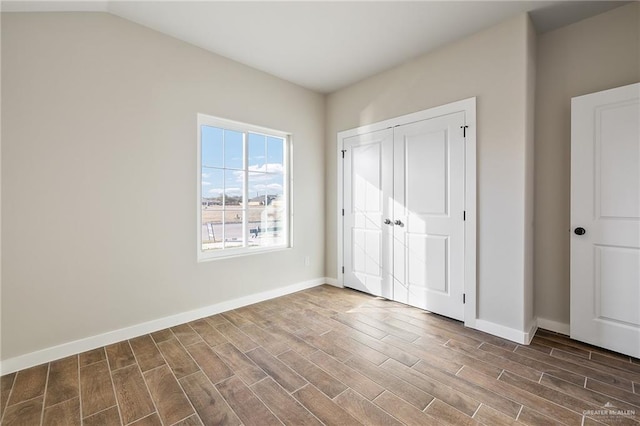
[534,3,640,327]
[326,14,535,332]
[1,13,325,360]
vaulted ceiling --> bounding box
[2,1,628,93]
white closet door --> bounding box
[343,129,394,298]
[571,83,640,358]
[393,112,466,320]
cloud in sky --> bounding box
[248,163,284,174]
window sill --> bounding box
[197,245,292,262]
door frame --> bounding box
[336,97,477,328]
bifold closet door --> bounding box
[393,112,466,320]
[343,128,394,299]
[343,112,466,321]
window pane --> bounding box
[224,210,244,248]
[224,169,244,207]
[248,172,283,199]
[202,168,224,202]
[224,129,243,170]
[248,172,268,205]
[248,208,264,247]
[248,204,285,248]
[264,172,284,197]
[201,126,223,168]
[267,136,284,173]
[248,133,266,172]
[201,208,223,251]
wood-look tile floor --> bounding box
[1,285,639,426]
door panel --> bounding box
[571,82,640,358]
[343,129,393,298]
[407,234,448,293]
[597,103,640,218]
[595,246,640,326]
[405,131,448,215]
[394,112,465,320]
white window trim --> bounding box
[197,113,292,262]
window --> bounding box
[197,114,290,260]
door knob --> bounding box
[574,227,586,235]
[384,219,392,225]
[394,220,404,227]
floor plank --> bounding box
[215,323,259,352]
[211,342,266,386]
[143,364,194,425]
[345,355,433,410]
[215,376,281,426]
[411,360,522,419]
[515,345,634,392]
[129,335,166,372]
[82,406,121,426]
[44,356,78,408]
[479,342,585,386]
[179,371,241,426]
[245,347,306,393]
[380,358,478,416]
[293,384,362,426]
[106,341,137,371]
[79,360,116,418]
[42,397,80,426]
[79,348,106,367]
[171,324,204,347]
[7,364,48,406]
[423,399,481,426]
[457,367,583,426]
[251,377,322,426]
[278,349,347,398]
[334,388,403,426]
[472,404,521,426]
[308,350,384,400]
[0,373,16,419]
[189,319,228,347]
[185,342,233,385]
[156,338,200,379]
[111,365,155,424]
[374,390,444,425]
[2,396,44,426]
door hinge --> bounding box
[342,209,344,216]
[341,149,347,158]
[463,211,466,221]
[463,293,466,304]
[461,125,469,138]
[342,266,345,274]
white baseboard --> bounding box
[474,319,537,345]
[1,277,330,375]
[536,317,570,336]
[324,277,341,287]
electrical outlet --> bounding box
[304,256,310,266]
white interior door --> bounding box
[393,113,466,320]
[343,129,393,298]
[571,82,640,358]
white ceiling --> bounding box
[2,1,628,93]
